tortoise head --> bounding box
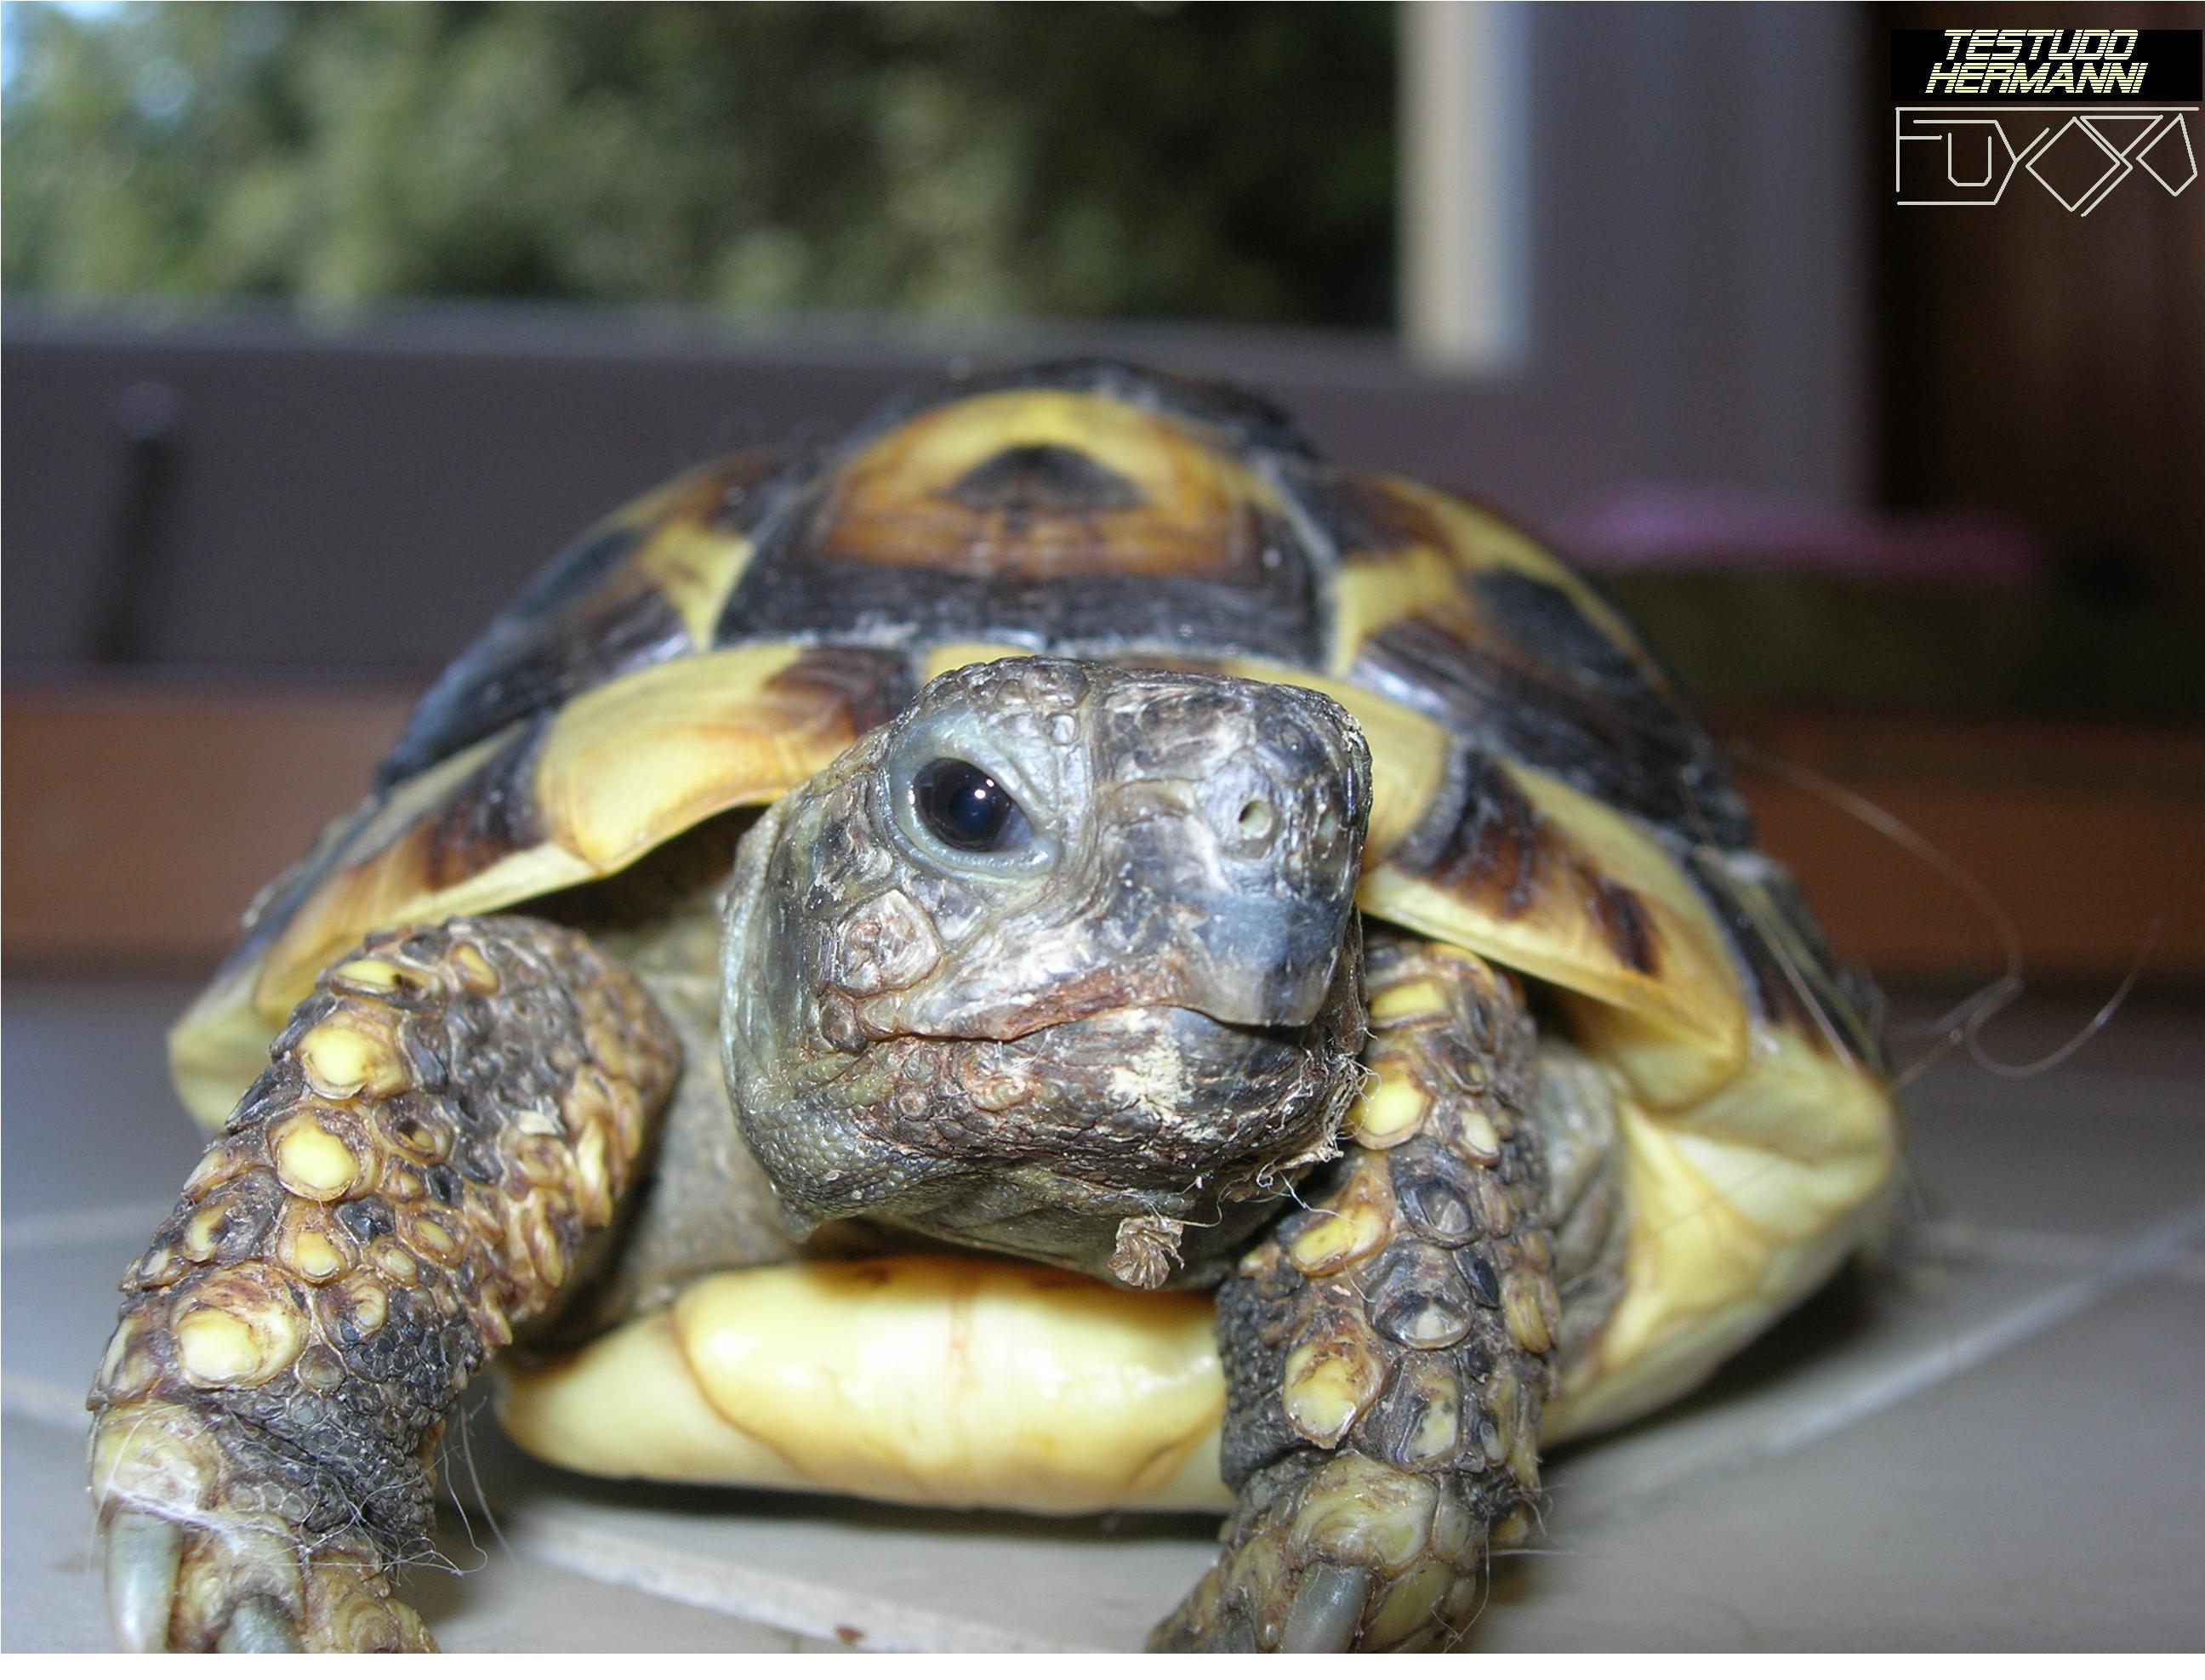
[720,656,1370,1288]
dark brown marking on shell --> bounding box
[758,644,915,737]
[851,356,1321,462]
[714,359,1329,662]
[412,715,551,892]
[1575,861,1660,977]
[943,444,1147,518]
[715,500,1325,665]
[1390,749,1665,977]
[1350,579,1753,849]
[786,386,1271,578]
[1680,851,1883,1065]
[709,448,808,533]
[1286,466,1455,559]
[1395,753,1549,920]
[379,453,791,790]
[378,527,669,789]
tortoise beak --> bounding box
[1170,892,1354,1029]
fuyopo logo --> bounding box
[1893,27,2202,213]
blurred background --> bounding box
[5,0,2202,988]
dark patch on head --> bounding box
[413,715,551,891]
[943,444,1146,520]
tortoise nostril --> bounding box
[1236,798,1277,844]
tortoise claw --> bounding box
[217,1594,302,1654]
[94,1490,431,1654]
[100,1505,311,1654]
[103,1509,184,1653]
[1280,1562,1375,1652]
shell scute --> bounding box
[379,452,787,788]
[173,643,909,1123]
[713,386,1327,666]
[1314,474,1753,849]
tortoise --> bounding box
[86,358,1900,1653]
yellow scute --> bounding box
[224,643,861,1078]
[840,389,1279,518]
[539,643,852,868]
[1543,1032,1900,1440]
[1366,765,1749,1108]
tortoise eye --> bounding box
[912,758,1034,853]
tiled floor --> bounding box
[5,977,2201,1651]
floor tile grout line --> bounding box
[1582,1193,2205,1521]
[1917,1218,2205,1284]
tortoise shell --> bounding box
[170,359,1897,1436]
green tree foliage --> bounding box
[2,1,1397,325]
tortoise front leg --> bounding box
[87,916,678,1651]
[1151,937,1557,1652]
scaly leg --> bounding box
[1151,937,1558,1652]
[87,916,678,1651]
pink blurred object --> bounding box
[1558,485,2046,593]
